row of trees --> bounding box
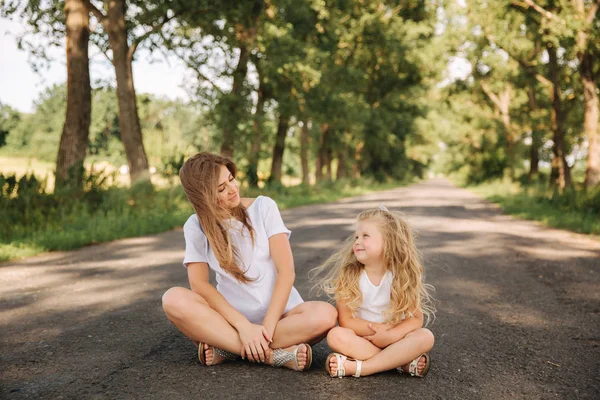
[1,1,598,191]
[441,0,599,189]
[0,86,205,166]
[2,0,444,190]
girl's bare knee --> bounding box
[418,328,435,351]
[327,326,352,350]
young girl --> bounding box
[162,152,337,371]
[314,207,435,378]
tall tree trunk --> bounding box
[315,123,329,183]
[56,0,91,190]
[574,0,599,187]
[221,46,250,158]
[581,56,599,187]
[481,83,515,179]
[269,114,289,184]
[300,120,310,185]
[247,78,266,187]
[336,142,348,180]
[325,146,333,181]
[351,142,363,179]
[220,0,264,157]
[548,46,572,190]
[105,0,149,184]
[527,85,540,180]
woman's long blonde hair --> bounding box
[179,152,255,283]
[312,208,435,325]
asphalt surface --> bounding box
[1,178,599,399]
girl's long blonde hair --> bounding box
[179,152,255,283]
[312,208,435,325]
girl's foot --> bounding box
[399,354,428,376]
[267,343,310,371]
[327,353,429,376]
[327,353,358,376]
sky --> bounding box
[0,19,191,113]
[0,17,472,114]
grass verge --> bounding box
[468,179,600,237]
[1,178,408,262]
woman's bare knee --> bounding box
[162,287,192,319]
[309,302,337,334]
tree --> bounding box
[83,0,164,183]
[0,103,21,148]
[55,0,92,190]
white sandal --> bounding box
[326,352,363,378]
[396,353,431,377]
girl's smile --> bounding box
[353,220,384,264]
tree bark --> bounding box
[481,83,515,179]
[325,145,333,181]
[269,114,289,184]
[247,77,266,187]
[574,0,600,187]
[105,0,149,184]
[336,142,348,180]
[56,0,91,190]
[220,0,264,157]
[300,120,310,185]
[581,56,599,187]
[221,45,250,158]
[315,123,329,183]
[547,46,572,190]
[351,142,363,179]
[527,85,540,179]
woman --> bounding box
[162,152,337,371]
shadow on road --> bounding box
[1,179,598,399]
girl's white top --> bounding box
[356,269,394,323]
[183,196,303,324]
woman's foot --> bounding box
[201,343,227,366]
[267,343,310,371]
[399,354,428,376]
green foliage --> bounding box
[0,169,412,261]
[470,179,600,236]
[0,170,192,262]
[0,102,21,147]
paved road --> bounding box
[2,179,599,399]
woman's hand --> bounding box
[237,322,272,363]
[363,323,398,348]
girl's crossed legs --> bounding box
[326,326,434,377]
[162,287,337,370]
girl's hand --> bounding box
[364,323,397,348]
[238,323,272,363]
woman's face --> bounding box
[216,164,240,209]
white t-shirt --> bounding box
[182,195,303,324]
[356,270,394,323]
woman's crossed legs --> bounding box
[162,286,337,370]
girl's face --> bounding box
[353,219,384,265]
[216,164,240,209]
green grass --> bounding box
[1,177,410,263]
[468,179,600,237]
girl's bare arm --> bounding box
[336,298,390,336]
